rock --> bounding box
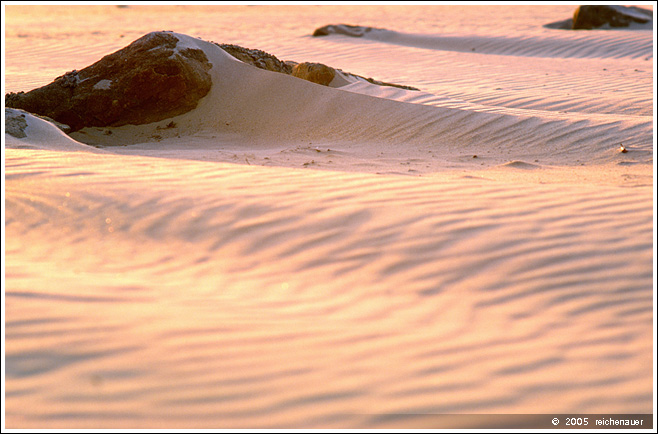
[4,31,212,132]
[356,75,420,91]
[573,5,651,29]
[5,32,420,133]
[572,5,652,30]
[217,42,417,90]
[546,5,652,30]
[313,24,378,37]
[34,114,72,133]
[5,108,28,138]
[291,62,336,86]
[5,108,71,138]
[216,45,335,85]
[217,44,293,74]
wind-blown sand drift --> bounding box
[4,8,654,429]
[6,31,653,170]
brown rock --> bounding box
[6,33,421,132]
[217,43,416,90]
[291,62,336,86]
[216,44,293,74]
[572,5,651,30]
[313,24,377,37]
[4,32,212,132]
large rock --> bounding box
[5,31,212,132]
[5,32,420,133]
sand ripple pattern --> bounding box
[5,150,653,428]
[4,5,654,429]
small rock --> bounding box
[5,108,28,138]
[546,5,652,30]
[572,5,651,30]
[291,62,336,86]
[4,108,70,138]
[313,24,378,37]
[217,43,292,74]
[218,42,417,90]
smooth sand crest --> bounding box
[3,4,655,429]
[5,109,107,153]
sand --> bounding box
[3,4,655,429]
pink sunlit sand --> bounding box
[3,4,654,429]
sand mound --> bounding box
[22,32,639,172]
[5,108,105,153]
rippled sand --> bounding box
[3,4,655,429]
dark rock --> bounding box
[35,114,72,133]
[217,42,418,90]
[5,32,420,133]
[217,43,293,74]
[573,5,651,29]
[357,75,420,91]
[543,19,573,30]
[5,31,212,132]
[313,24,378,37]
[546,5,652,30]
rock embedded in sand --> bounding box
[4,31,212,132]
[217,42,417,90]
[216,44,336,85]
[572,5,651,29]
[216,44,293,74]
[313,24,377,37]
[5,108,28,138]
[291,62,336,86]
[5,108,72,137]
[5,31,420,131]
[546,5,652,30]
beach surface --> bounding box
[3,4,655,429]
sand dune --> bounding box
[322,26,653,59]
[41,32,648,173]
[3,4,655,429]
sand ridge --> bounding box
[29,31,646,174]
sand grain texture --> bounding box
[3,4,654,429]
